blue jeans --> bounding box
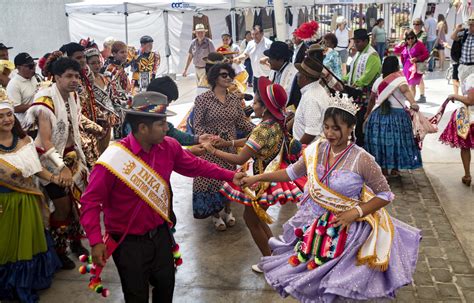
[426,40,436,70]
[375,42,386,60]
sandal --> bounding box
[212,216,226,231]
[251,264,263,273]
[222,211,236,227]
[462,176,471,187]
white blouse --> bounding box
[1,137,42,178]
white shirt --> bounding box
[371,77,405,109]
[244,37,272,78]
[268,62,297,104]
[293,81,331,142]
[425,17,437,42]
[6,73,39,127]
[335,27,350,50]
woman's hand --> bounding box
[410,103,420,111]
[188,144,206,156]
[58,167,73,187]
[409,57,417,64]
[329,208,359,230]
[447,94,459,102]
[241,175,260,189]
[202,142,216,154]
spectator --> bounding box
[322,33,343,79]
[436,14,448,71]
[424,11,438,72]
[183,24,216,84]
[372,18,387,60]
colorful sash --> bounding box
[456,106,472,139]
[303,140,394,271]
[0,158,43,197]
[96,143,171,223]
[347,46,378,86]
[371,72,407,113]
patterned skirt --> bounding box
[364,107,422,170]
[439,110,474,149]
[0,190,61,303]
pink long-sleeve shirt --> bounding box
[80,134,236,246]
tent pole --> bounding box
[124,2,129,45]
[163,10,171,75]
[230,0,237,42]
[274,0,287,41]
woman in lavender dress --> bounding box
[242,96,421,302]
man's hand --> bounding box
[58,166,73,187]
[202,142,216,154]
[329,209,359,230]
[455,24,463,32]
[188,144,206,156]
[91,243,107,267]
[410,103,420,111]
[198,134,217,144]
[182,70,188,77]
[232,172,247,186]
[212,137,227,148]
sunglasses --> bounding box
[406,36,416,40]
[413,23,422,26]
[219,72,231,79]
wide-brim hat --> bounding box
[306,43,325,63]
[258,77,287,121]
[352,29,370,40]
[336,16,346,24]
[0,43,13,50]
[263,41,292,60]
[123,91,176,117]
[193,23,208,32]
[203,52,230,64]
[295,57,323,79]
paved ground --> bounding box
[32,73,474,302]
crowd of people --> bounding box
[0,8,473,303]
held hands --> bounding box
[198,134,219,144]
[329,208,359,230]
[58,166,73,187]
[241,175,259,189]
[232,172,247,187]
[188,144,206,156]
[447,94,458,102]
[91,243,107,267]
[202,142,216,154]
[410,103,420,111]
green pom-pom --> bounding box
[314,257,323,266]
[297,252,307,263]
[95,285,104,293]
[87,255,92,264]
[173,251,182,259]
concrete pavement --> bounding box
[35,73,474,303]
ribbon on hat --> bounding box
[133,103,167,115]
[266,84,285,120]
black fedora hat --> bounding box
[263,41,292,61]
[352,29,371,40]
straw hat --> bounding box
[193,24,208,32]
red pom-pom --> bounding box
[102,288,110,297]
[78,265,87,274]
[294,21,320,39]
[172,244,180,253]
[294,228,304,238]
[90,267,96,275]
[288,255,300,267]
[175,257,183,266]
[307,260,318,270]
[79,254,88,263]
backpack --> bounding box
[451,29,468,63]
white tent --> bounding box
[65,0,415,75]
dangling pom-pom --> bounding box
[307,260,318,270]
[297,252,307,263]
[315,257,324,266]
[78,265,87,274]
[79,254,88,263]
[102,288,110,297]
[175,257,183,266]
[87,255,93,264]
[294,21,320,40]
[86,264,93,273]
[172,244,180,253]
[173,251,182,259]
[326,227,336,238]
[316,225,326,236]
[288,255,300,266]
[95,284,104,294]
[294,228,304,238]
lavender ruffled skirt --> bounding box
[260,199,421,302]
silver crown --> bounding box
[327,94,359,116]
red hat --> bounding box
[258,77,287,121]
[294,21,319,40]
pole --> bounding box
[230,0,237,43]
[274,0,287,41]
[163,10,171,74]
[124,2,129,45]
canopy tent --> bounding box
[65,0,418,75]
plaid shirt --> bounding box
[460,32,474,65]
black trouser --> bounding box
[253,76,259,94]
[111,224,175,303]
[355,106,367,147]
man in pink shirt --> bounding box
[80,91,245,302]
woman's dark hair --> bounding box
[382,56,400,78]
[375,18,384,26]
[254,90,264,107]
[438,14,448,34]
[323,107,357,130]
[405,30,418,42]
[221,33,234,46]
[12,116,26,139]
[323,33,338,48]
[245,30,251,36]
[50,57,81,77]
[125,113,164,134]
[207,63,235,89]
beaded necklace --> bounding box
[0,134,18,153]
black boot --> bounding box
[70,240,89,257]
[58,253,76,270]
